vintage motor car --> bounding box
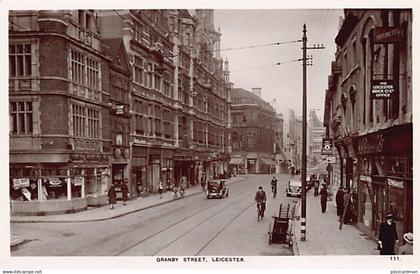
[286,179,302,198]
[207,179,229,199]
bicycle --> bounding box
[257,202,265,222]
[271,185,277,199]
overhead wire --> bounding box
[231,59,301,73]
[171,40,301,58]
[9,19,303,69]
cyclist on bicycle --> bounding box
[255,186,267,218]
[271,176,278,198]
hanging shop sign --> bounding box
[388,178,404,189]
[326,156,336,164]
[123,149,130,159]
[374,27,404,44]
[115,105,126,115]
[321,138,333,155]
[13,178,30,189]
[74,176,84,186]
[360,175,372,183]
[46,177,62,186]
[372,79,397,100]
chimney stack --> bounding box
[252,87,262,98]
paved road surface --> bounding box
[11,174,298,256]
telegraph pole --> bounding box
[300,24,324,241]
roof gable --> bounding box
[102,38,130,75]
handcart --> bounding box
[268,203,293,247]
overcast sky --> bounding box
[214,9,344,121]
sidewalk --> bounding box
[292,188,378,256]
[10,234,25,248]
[11,176,246,224]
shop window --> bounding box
[42,177,67,200]
[388,181,404,240]
[360,181,373,229]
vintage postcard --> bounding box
[1,0,418,272]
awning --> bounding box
[260,158,275,166]
[308,160,328,173]
[229,157,243,165]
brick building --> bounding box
[9,10,112,214]
[98,10,177,195]
[323,9,412,240]
[9,9,232,215]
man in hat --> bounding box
[398,232,413,255]
[319,183,328,213]
[378,213,399,255]
[335,186,345,220]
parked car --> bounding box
[207,179,229,199]
[286,179,302,198]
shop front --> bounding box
[356,123,412,241]
[174,149,194,187]
[161,149,174,188]
[132,146,148,196]
[148,148,162,192]
[110,147,130,200]
[229,156,244,175]
[10,153,110,215]
[259,157,276,174]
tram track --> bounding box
[114,183,256,256]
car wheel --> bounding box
[207,195,210,199]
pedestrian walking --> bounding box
[320,183,328,213]
[335,186,345,220]
[398,232,413,255]
[378,213,399,255]
[343,189,354,224]
[313,180,319,197]
[121,179,129,206]
[180,176,187,195]
[108,183,117,210]
[158,178,164,199]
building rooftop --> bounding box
[231,88,275,112]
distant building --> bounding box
[274,113,287,173]
[308,109,325,167]
[285,109,302,173]
[230,88,277,174]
